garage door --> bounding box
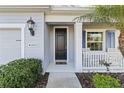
[0,29,21,65]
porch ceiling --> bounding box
[46,22,75,25]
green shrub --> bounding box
[0,58,42,88]
[92,74,121,88]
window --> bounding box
[87,32,103,51]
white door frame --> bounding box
[0,23,25,58]
[53,26,69,64]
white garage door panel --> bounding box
[0,29,21,65]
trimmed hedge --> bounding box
[0,58,42,88]
[92,74,121,88]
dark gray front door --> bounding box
[55,28,67,60]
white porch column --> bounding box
[74,22,83,72]
[115,30,120,49]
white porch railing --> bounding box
[82,51,124,71]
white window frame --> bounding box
[85,29,106,52]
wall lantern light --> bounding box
[27,17,35,36]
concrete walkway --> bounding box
[46,72,82,88]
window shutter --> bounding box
[106,31,115,49]
[82,30,86,48]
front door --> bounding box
[55,28,67,62]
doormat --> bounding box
[56,62,67,65]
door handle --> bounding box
[16,40,21,41]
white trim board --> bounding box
[53,26,69,64]
[0,23,25,58]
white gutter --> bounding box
[0,5,94,14]
[0,5,50,12]
[0,5,50,9]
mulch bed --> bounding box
[76,73,124,88]
[35,73,49,88]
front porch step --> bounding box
[46,62,75,72]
